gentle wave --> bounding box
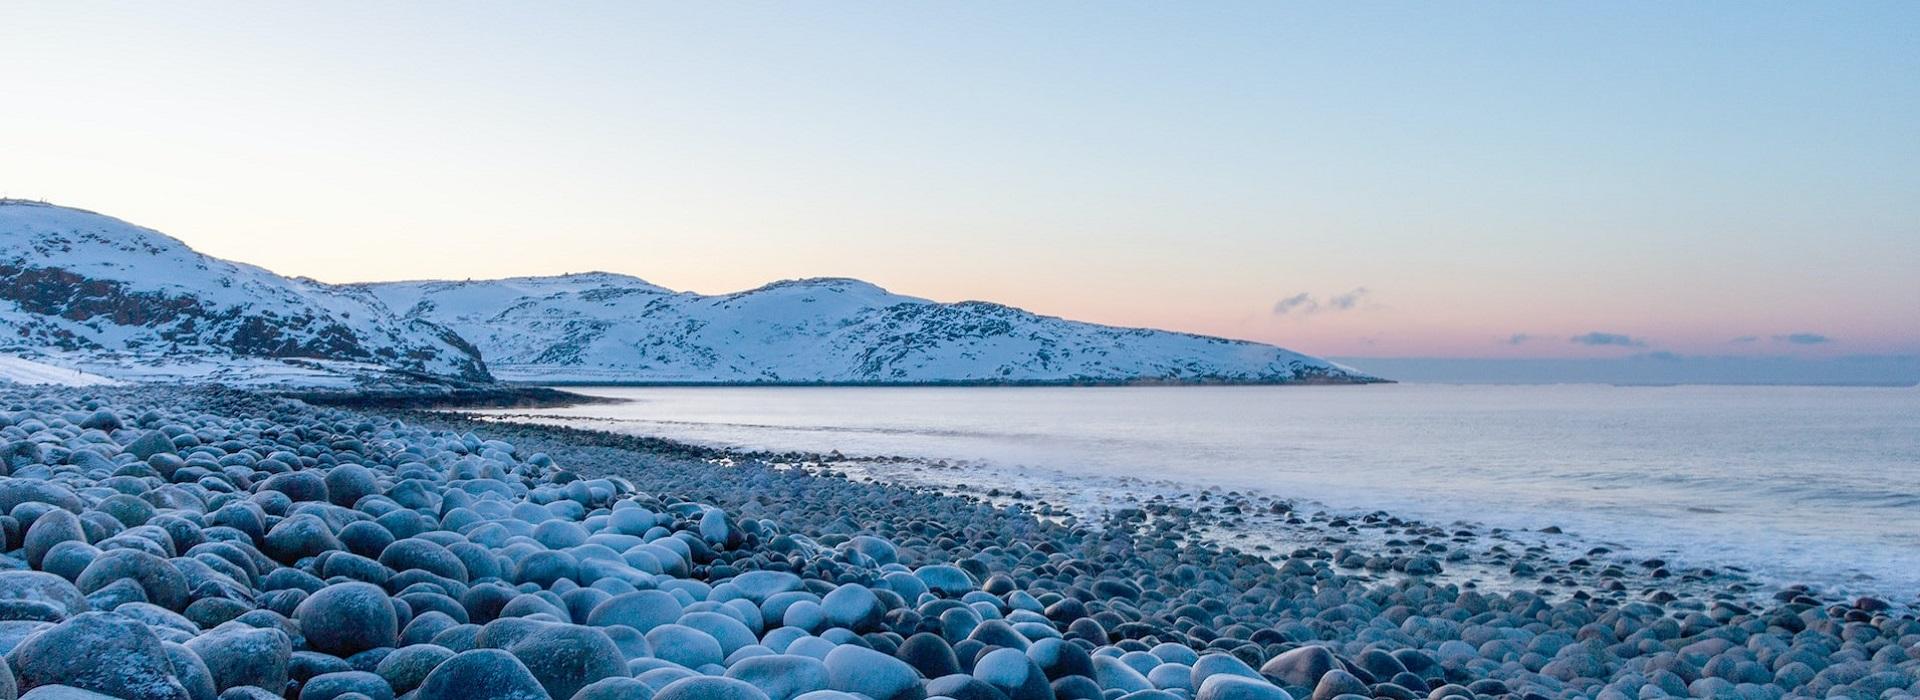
[480,383,1920,597]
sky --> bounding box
[2,2,1916,368]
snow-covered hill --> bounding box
[0,200,1372,386]
[362,275,1376,384]
[0,200,489,384]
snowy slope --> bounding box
[0,353,119,386]
[0,200,488,382]
[363,275,1377,384]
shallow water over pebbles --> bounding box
[473,384,1920,600]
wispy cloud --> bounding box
[1569,332,1647,348]
[1773,332,1832,345]
[1273,288,1372,316]
[1326,287,1370,311]
[1272,292,1318,315]
[1729,336,1759,344]
[1504,333,1543,345]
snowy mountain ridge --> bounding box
[0,200,489,385]
[0,200,1377,386]
[360,274,1377,385]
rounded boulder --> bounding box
[294,582,399,657]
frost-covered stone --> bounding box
[293,583,398,657]
[656,676,771,700]
[297,671,392,700]
[415,649,547,700]
[10,612,192,700]
[645,624,724,669]
[503,624,626,700]
[574,677,658,700]
[820,583,881,631]
[726,654,832,700]
[824,645,923,700]
[74,549,188,611]
[377,539,467,582]
[0,572,87,621]
[372,644,453,695]
[22,510,85,571]
[728,571,802,603]
[21,687,124,700]
[1196,676,1294,700]
[182,623,292,693]
[912,566,973,597]
[587,590,683,633]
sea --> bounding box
[470,384,1920,599]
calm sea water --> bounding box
[476,384,1920,597]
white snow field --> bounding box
[0,353,119,386]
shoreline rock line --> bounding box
[0,385,1904,700]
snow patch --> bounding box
[0,353,119,386]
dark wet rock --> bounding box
[1309,670,1368,700]
[897,633,963,678]
[1260,646,1337,688]
[1051,676,1105,700]
[288,652,353,687]
[336,522,394,560]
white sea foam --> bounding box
[473,383,1920,599]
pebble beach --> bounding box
[0,385,1911,700]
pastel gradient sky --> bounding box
[3,2,1915,360]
